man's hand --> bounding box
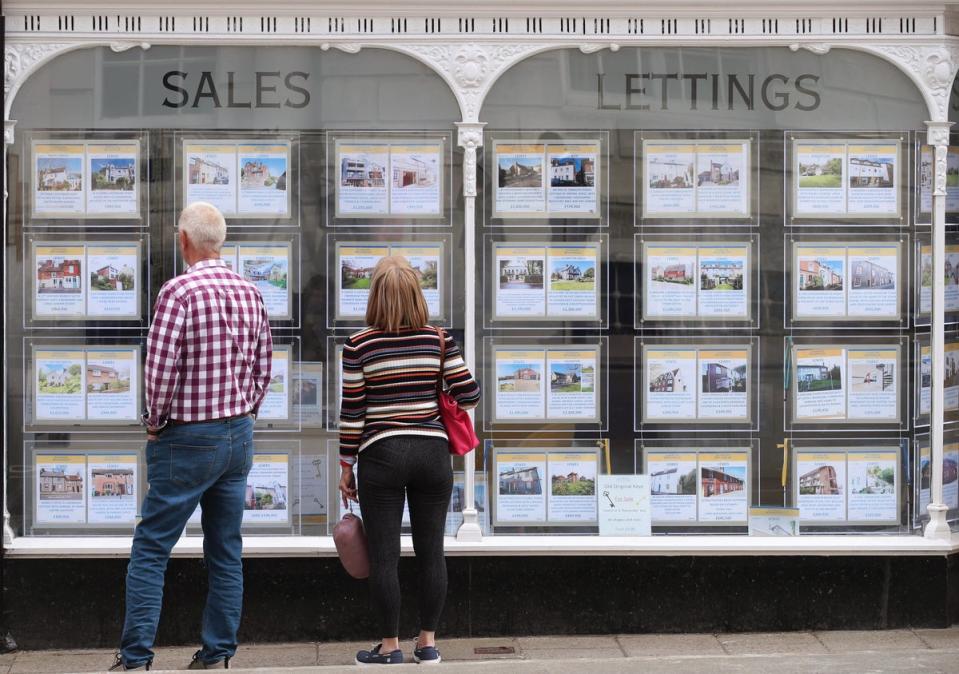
[146,427,160,442]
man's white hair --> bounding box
[178,201,226,252]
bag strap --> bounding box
[434,326,446,394]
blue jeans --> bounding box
[120,415,254,668]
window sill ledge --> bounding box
[4,533,959,558]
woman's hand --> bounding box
[339,466,358,508]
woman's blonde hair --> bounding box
[365,255,429,332]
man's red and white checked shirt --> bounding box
[143,258,273,429]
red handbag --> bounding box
[435,327,479,456]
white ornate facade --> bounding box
[4,0,959,553]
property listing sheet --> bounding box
[495,452,548,523]
[796,451,847,523]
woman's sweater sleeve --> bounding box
[338,337,366,465]
[442,333,481,410]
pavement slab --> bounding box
[516,634,622,652]
[616,633,725,657]
[231,642,318,668]
[150,647,207,670]
[518,647,626,660]
[437,637,522,661]
[815,628,928,653]
[9,650,116,673]
[315,641,369,666]
[716,631,829,655]
[914,626,959,649]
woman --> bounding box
[339,255,480,666]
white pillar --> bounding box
[455,122,485,542]
[2,119,16,546]
[925,120,953,540]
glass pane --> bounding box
[477,46,924,535]
[6,45,462,537]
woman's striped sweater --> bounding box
[338,327,481,464]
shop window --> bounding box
[6,45,462,538]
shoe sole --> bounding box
[354,658,403,666]
[413,654,441,665]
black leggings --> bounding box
[357,436,453,637]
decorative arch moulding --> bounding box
[8,36,959,123]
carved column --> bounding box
[395,43,548,541]
[3,40,150,549]
[4,41,121,548]
[5,42,84,547]
[2,120,14,546]
[455,122,485,542]
[861,42,959,539]
[397,43,570,541]
[926,121,954,540]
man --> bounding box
[112,202,273,671]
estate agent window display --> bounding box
[1,38,952,545]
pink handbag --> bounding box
[332,503,370,579]
[435,327,480,456]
